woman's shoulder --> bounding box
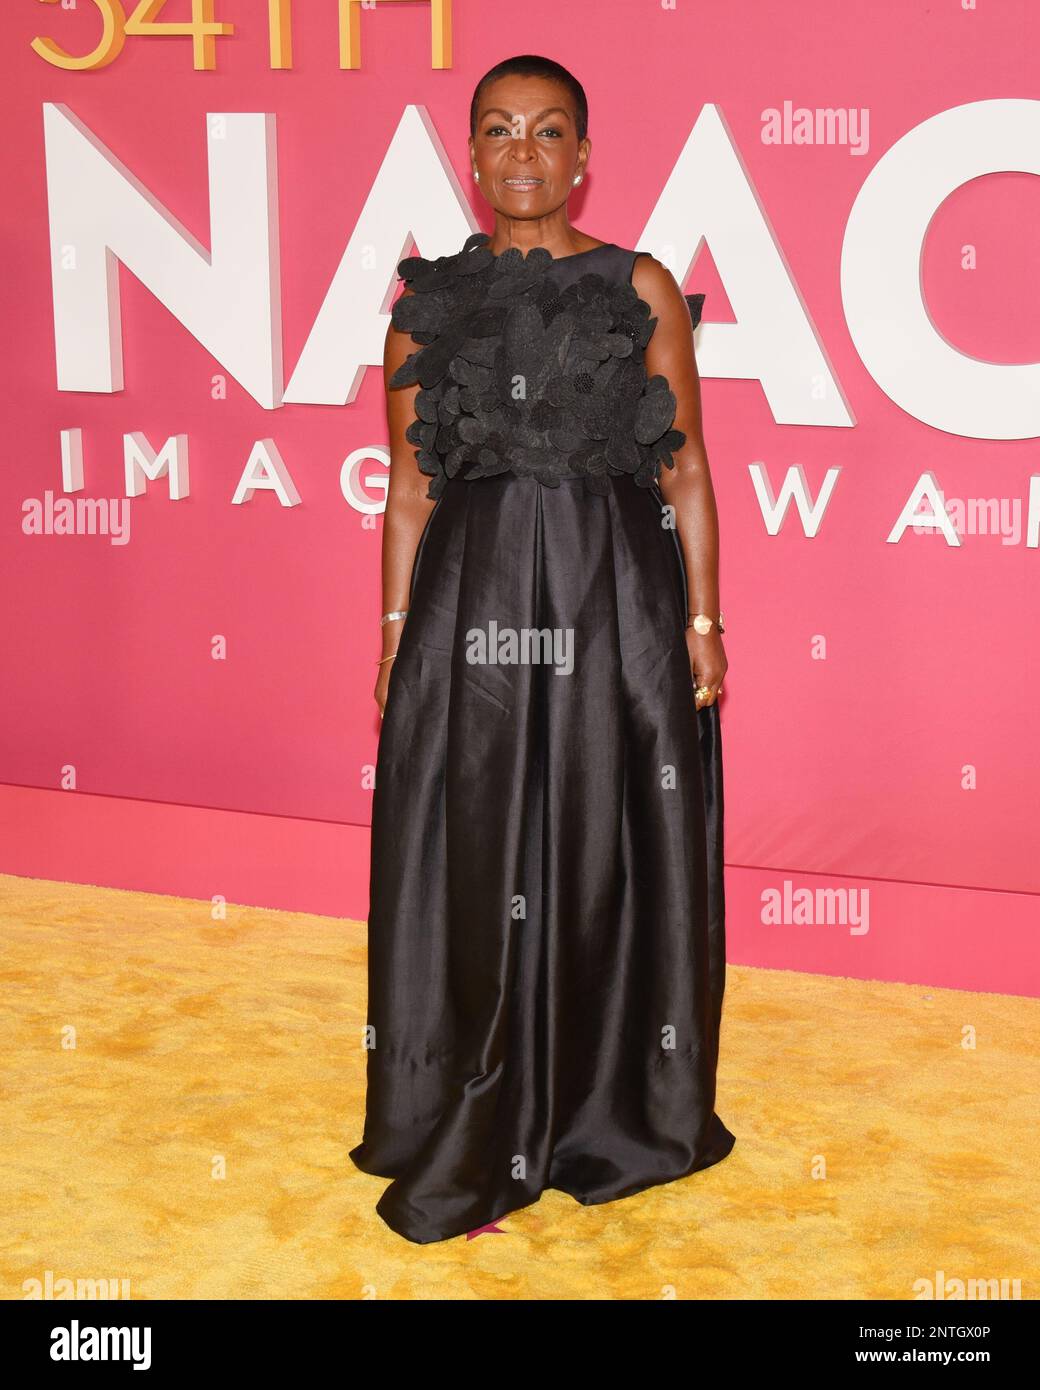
[630,251,705,328]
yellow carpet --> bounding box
[1,873,1035,1300]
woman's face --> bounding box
[470,75,588,217]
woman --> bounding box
[349,53,736,1244]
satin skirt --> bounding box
[349,472,736,1243]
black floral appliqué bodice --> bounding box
[388,231,704,499]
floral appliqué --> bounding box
[388,231,704,499]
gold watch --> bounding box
[688,611,725,635]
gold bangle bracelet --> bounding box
[376,653,398,666]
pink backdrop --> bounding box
[1,0,1036,995]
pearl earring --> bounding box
[473,169,480,181]
[573,174,583,185]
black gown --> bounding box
[349,231,736,1243]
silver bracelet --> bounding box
[380,609,409,627]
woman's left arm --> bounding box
[633,254,726,708]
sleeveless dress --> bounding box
[349,231,736,1243]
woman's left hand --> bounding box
[686,628,727,708]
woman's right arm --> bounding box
[375,285,438,716]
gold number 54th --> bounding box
[32,0,233,72]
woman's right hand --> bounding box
[374,616,406,718]
[374,658,394,719]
